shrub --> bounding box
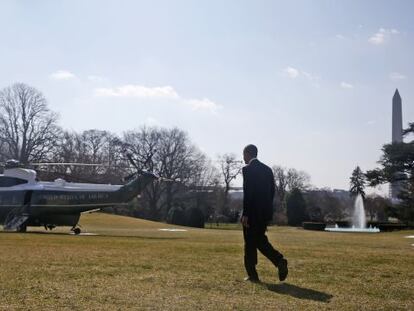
[167,206,186,226]
[303,222,326,231]
[273,210,288,225]
[287,188,308,226]
[367,222,410,231]
[185,207,205,228]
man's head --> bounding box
[243,144,258,164]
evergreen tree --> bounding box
[350,166,366,199]
[366,122,414,224]
[286,188,308,226]
[167,205,186,226]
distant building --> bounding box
[332,188,352,200]
[304,188,351,201]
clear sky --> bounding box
[0,0,413,192]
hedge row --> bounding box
[302,222,326,231]
[302,221,411,231]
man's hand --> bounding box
[241,216,249,228]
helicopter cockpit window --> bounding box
[0,176,28,187]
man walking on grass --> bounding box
[241,144,288,283]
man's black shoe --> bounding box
[278,259,288,281]
[244,276,260,283]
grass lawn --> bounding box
[0,213,413,310]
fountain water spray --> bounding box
[352,194,366,229]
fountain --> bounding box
[325,194,380,233]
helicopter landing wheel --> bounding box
[18,225,27,233]
[72,227,81,235]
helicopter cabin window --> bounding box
[0,176,28,187]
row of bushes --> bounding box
[302,222,326,231]
[368,222,411,231]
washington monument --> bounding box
[391,89,403,198]
[392,89,403,144]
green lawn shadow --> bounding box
[264,282,333,303]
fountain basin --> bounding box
[325,227,380,233]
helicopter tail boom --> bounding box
[115,171,158,202]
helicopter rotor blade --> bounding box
[29,162,133,169]
[157,177,175,182]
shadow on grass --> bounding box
[264,282,333,303]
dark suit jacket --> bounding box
[242,159,275,226]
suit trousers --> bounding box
[243,225,283,278]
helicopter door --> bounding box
[3,191,32,231]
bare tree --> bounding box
[158,128,202,213]
[123,127,163,220]
[76,129,126,181]
[218,153,242,194]
[286,168,311,191]
[45,129,126,183]
[188,158,221,219]
[272,165,288,205]
[123,127,210,220]
[0,83,61,163]
[0,139,6,163]
[272,165,311,219]
[123,127,161,173]
[217,153,242,216]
